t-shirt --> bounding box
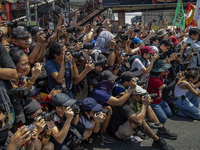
[130,58,150,76]
[45,60,72,90]
[147,77,163,104]
[89,88,112,106]
[113,81,126,97]
[79,116,93,129]
[109,101,135,134]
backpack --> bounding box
[147,75,178,103]
[128,55,148,72]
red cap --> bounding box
[140,46,156,54]
[169,36,179,46]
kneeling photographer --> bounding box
[50,93,84,150]
[79,97,106,143]
[109,85,177,150]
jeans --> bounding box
[150,100,172,123]
[173,94,200,120]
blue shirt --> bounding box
[89,88,112,106]
[113,81,126,97]
[45,60,72,90]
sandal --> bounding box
[85,137,93,144]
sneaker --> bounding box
[152,137,175,150]
[156,127,178,140]
[102,132,115,144]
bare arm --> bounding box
[0,68,17,80]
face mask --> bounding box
[0,123,9,145]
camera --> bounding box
[180,61,190,71]
[153,18,156,22]
[97,22,102,26]
[120,35,128,41]
[186,43,191,47]
[44,32,51,40]
[37,110,57,121]
[177,53,181,57]
[93,59,107,67]
[70,101,81,114]
[144,93,157,99]
[83,43,94,49]
[65,26,76,33]
[23,124,36,137]
[118,30,125,35]
[9,87,29,98]
[121,25,127,29]
[54,85,68,93]
[158,53,166,59]
[72,51,83,60]
[137,81,146,86]
[96,109,109,116]
[134,28,140,33]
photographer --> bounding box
[130,46,159,82]
[173,70,200,120]
[109,85,176,150]
[89,70,137,143]
[45,42,74,98]
[183,28,200,67]
[50,93,84,150]
[79,97,105,142]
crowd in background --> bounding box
[1,10,200,150]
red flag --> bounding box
[185,3,197,28]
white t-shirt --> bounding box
[130,58,150,76]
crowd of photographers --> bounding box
[1,11,200,150]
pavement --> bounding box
[82,114,200,150]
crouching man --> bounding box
[110,85,177,150]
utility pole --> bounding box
[65,0,70,24]
[34,0,38,23]
[25,0,31,24]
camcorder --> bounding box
[96,109,109,116]
[143,93,158,99]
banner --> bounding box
[194,0,200,29]
[173,0,185,30]
[185,3,197,28]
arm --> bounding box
[107,39,117,67]
[107,80,136,106]
[70,10,80,27]
[129,47,140,55]
[54,13,65,34]
[36,39,50,63]
[73,61,94,85]
[51,108,74,144]
[0,68,17,80]
[71,114,79,126]
[51,61,66,83]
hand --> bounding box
[176,71,182,79]
[8,125,31,149]
[129,78,137,90]
[142,95,152,106]
[26,128,38,148]
[109,38,117,49]
[42,38,50,48]
[34,116,46,134]
[37,32,46,43]
[169,53,177,61]
[94,65,102,72]
[57,25,67,37]
[139,42,145,48]
[91,21,97,29]
[65,107,74,121]
[119,25,122,31]
[60,13,65,20]
[85,61,95,72]
[94,112,105,124]
[48,88,62,99]
[151,53,160,61]
[117,56,124,64]
[45,121,55,134]
[73,42,83,51]
[74,10,80,18]
[31,62,42,78]
[64,52,73,63]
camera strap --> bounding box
[69,126,82,140]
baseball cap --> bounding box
[169,36,179,46]
[100,70,118,81]
[30,26,43,37]
[157,29,167,38]
[12,28,29,39]
[52,93,77,108]
[140,46,156,54]
[81,97,102,112]
[131,37,143,44]
[132,85,147,95]
[28,86,41,97]
[150,35,158,42]
[121,71,135,83]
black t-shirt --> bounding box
[109,101,135,134]
[0,44,16,89]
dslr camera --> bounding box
[143,93,157,99]
[65,26,76,33]
[37,110,58,122]
[23,124,36,137]
[83,43,94,49]
[180,61,190,71]
[70,102,82,114]
[96,109,109,116]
